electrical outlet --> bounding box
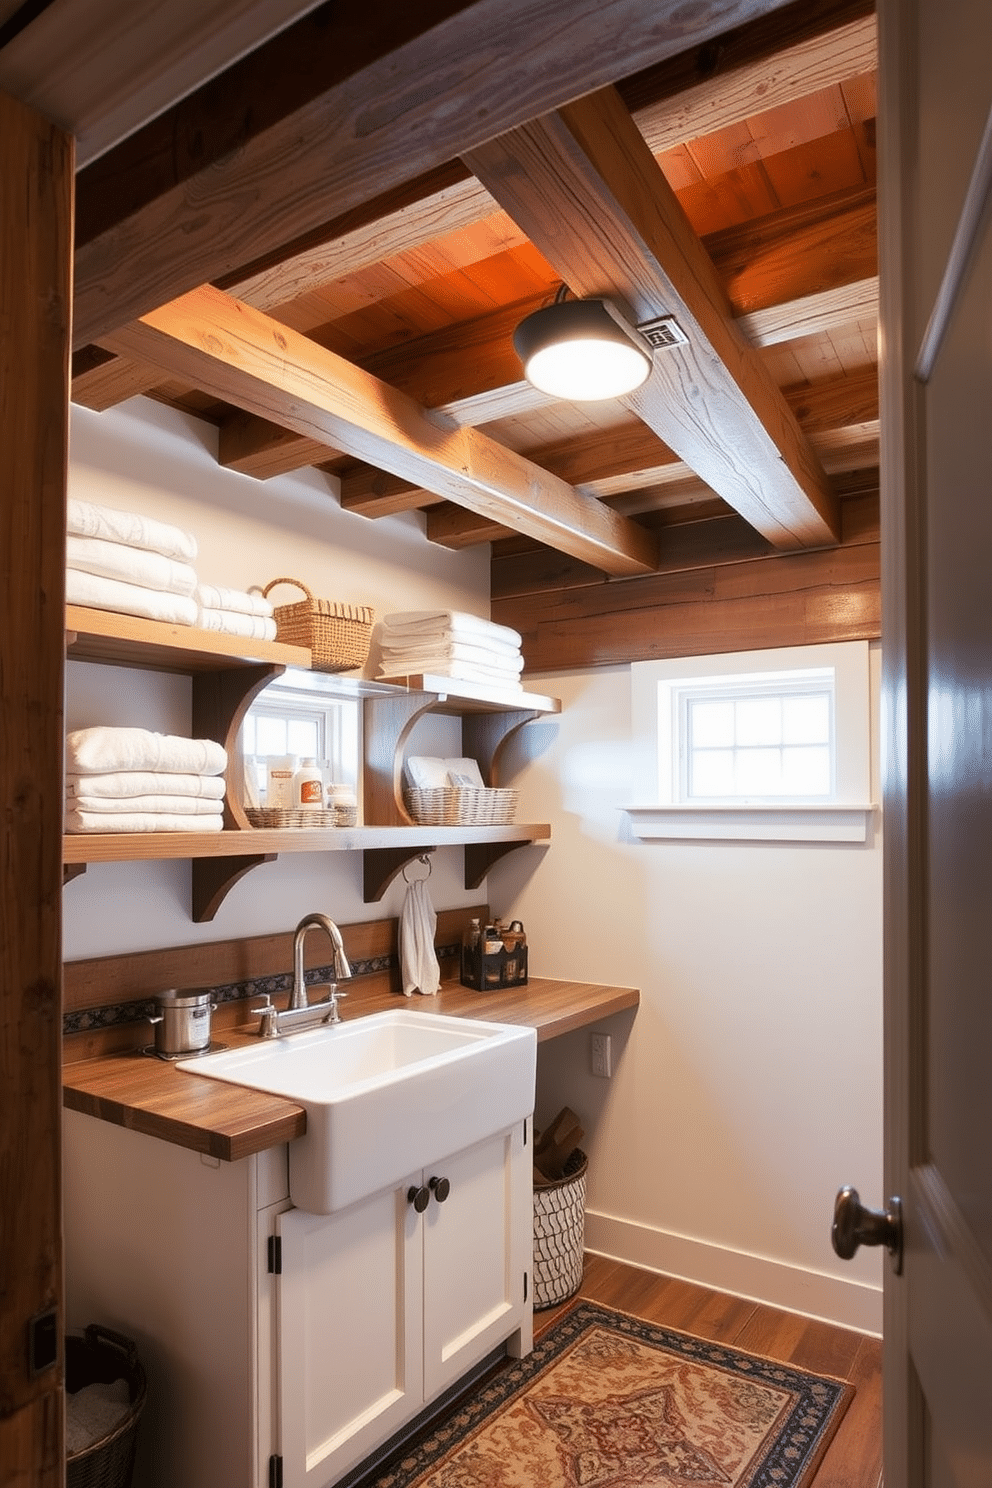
[590,1031,612,1078]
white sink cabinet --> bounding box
[64,1108,533,1488]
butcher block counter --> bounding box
[62,976,639,1162]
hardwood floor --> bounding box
[539,1254,883,1488]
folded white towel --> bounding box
[68,499,197,562]
[195,608,277,641]
[66,771,226,800]
[66,727,227,777]
[65,809,224,834]
[67,535,198,597]
[380,642,524,673]
[398,877,440,997]
[66,569,199,627]
[382,610,522,649]
[67,793,225,815]
[380,633,523,663]
[195,584,274,618]
[378,659,524,690]
[65,1379,131,1457]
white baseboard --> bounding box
[585,1210,883,1336]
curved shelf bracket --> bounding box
[363,845,438,903]
[461,710,542,786]
[464,839,545,890]
[363,693,439,826]
[192,663,287,830]
[63,862,87,886]
[192,853,277,923]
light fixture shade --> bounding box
[513,298,652,400]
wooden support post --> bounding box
[0,90,73,1482]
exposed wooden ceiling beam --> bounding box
[464,86,839,549]
[99,285,660,576]
[73,0,790,350]
[206,192,877,483]
[420,365,877,547]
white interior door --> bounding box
[879,0,992,1481]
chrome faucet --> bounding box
[253,913,353,1038]
[291,912,352,1008]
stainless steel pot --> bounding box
[147,988,217,1056]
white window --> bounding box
[628,642,874,842]
[240,669,360,805]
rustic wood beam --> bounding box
[0,89,70,1479]
[70,346,162,412]
[465,87,839,548]
[73,0,790,350]
[423,365,877,546]
[100,285,660,576]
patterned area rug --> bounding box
[366,1302,854,1488]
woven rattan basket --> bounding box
[246,806,357,828]
[533,1149,588,1310]
[66,1325,147,1488]
[262,578,373,673]
[404,786,518,826]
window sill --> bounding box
[624,803,877,843]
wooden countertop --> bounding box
[62,977,639,1162]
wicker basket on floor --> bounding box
[262,578,373,673]
[533,1149,588,1309]
[404,786,518,826]
[66,1325,147,1488]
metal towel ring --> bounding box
[402,853,433,884]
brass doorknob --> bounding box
[832,1186,903,1273]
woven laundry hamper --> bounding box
[533,1149,587,1310]
[66,1325,147,1488]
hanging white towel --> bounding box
[67,499,198,562]
[67,535,198,596]
[398,878,440,997]
[66,727,227,777]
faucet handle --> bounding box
[250,994,277,1038]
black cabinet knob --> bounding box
[407,1184,430,1212]
[429,1176,450,1203]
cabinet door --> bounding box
[422,1124,530,1400]
[276,1183,423,1488]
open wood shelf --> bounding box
[64,607,560,917]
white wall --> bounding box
[64,398,490,954]
[65,398,884,1333]
[488,661,884,1333]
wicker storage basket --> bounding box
[404,786,518,826]
[262,578,373,673]
[66,1325,147,1488]
[246,806,357,828]
[533,1149,588,1310]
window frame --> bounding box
[627,641,875,843]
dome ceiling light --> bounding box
[512,295,655,401]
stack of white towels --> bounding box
[377,610,525,692]
[65,727,227,834]
[195,585,276,641]
[67,499,199,626]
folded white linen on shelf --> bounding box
[380,637,523,667]
[380,646,524,675]
[381,610,522,649]
[66,770,226,800]
[405,755,486,789]
[65,809,224,834]
[195,607,277,641]
[67,793,225,815]
[67,535,198,596]
[377,658,524,690]
[398,877,440,997]
[195,584,274,618]
[67,499,198,562]
[66,727,227,777]
[66,568,199,627]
